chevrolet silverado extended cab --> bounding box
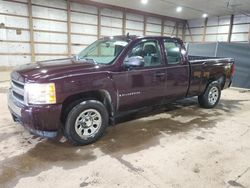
[8,35,235,145]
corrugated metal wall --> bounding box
[185,14,250,43]
[0,0,184,69]
[187,42,250,89]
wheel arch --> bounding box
[201,74,226,95]
[60,90,114,125]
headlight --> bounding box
[25,83,56,104]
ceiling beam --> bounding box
[27,0,35,62]
[202,17,208,42]
[228,14,234,43]
[186,21,193,43]
[182,23,186,41]
[67,0,72,57]
[248,25,250,43]
[143,16,147,36]
[176,22,179,37]
[122,11,126,36]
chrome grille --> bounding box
[11,79,25,104]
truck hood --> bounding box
[12,58,102,82]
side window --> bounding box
[127,40,162,67]
[164,41,181,65]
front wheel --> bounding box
[64,100,109,145]
[198,82,221,109]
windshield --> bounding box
[76,38,129,64]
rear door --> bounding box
[163,39,190,100]
[114,38,167,112]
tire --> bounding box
[198,81,221,109]
[64,100,109,146]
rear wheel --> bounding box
[198,82,221,109]
[64,100,108,145]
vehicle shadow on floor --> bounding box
[0,98,247,187]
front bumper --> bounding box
[8,89,62,138]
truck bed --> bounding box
[187,55,234,97]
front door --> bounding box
[113,39,167,112]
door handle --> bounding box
[154,72,166,77]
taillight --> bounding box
[231,63,235,76]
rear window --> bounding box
[164,41,181,65]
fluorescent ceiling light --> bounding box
[176,6,182,13]
[141,0,148,4]
[202,13,208,18]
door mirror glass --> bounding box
[124,56,144,69]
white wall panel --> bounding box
[163,34,172,37]
[218,16,230,25]
[126,13,144,21]
[101,27,122,36]
[32,6,67,21]
[146,23,161,32]
[207,17,219,26]
[32,0,67,9]
[71,45,87,55]
[35,44,67,54]
[71,35,97,44]
[206,26,219,34]
[205,26,229,35]
[36,56,68,62]
[126,20,143,30]
[0,55,31,66]
[101,8,123,18]
[0,29,30,41]
[178,35,183,39]
[188,19,204,27]
[164,20,175,27]
[71,3,97,14]
[33,19,67,32]
[190,28,203,35]
[231,33,248,42]
[216,34,228,41]
[125,29,143,36]
[71,12,97,24]
[0,15,29,29]
[185,36,192,42]
[101,17,122,28]
[147,17,161,24]
[192,35,203,42]
[233,24,249,33]
[0,1,28,16]
[34,32,67,43]
[234,15,250,24]
[0,0,184,67]
[15,0,28,2]
[164,26,174,34]
[71,23,97,35]
[146,32,161,36]
[205,35,217,42]
[0,42,30,53]
[185,14,250,43]
[218,25,229,33]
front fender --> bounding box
[54,72,118,112]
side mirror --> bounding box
[124,56,144,69]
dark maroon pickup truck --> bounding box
[8,35,235,145]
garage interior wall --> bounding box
[185,14,250,43]
[0,0,184,69]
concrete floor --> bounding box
[0,86,250,188]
